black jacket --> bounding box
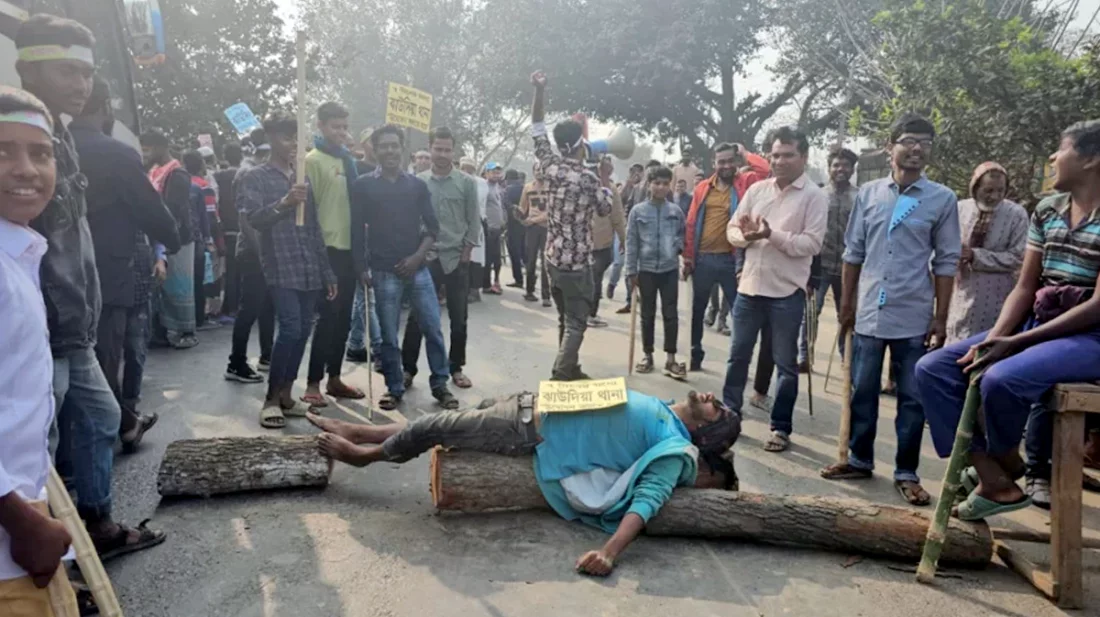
[72,124,180,308]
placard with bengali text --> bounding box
[538,377,628,413]
[385,83,433,132]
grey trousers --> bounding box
[548,264,594,380]
[381,393,540,462]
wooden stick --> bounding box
[805,292,814,416]
[991,526,1100,549]
[294,30,307,227]
[824,333,838,393]
[836,330,854,462]
[627,286,639,375]
[46,466,124,617]
[363,283,374,422]
[916,362,982,584]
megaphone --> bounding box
[586,126,636,161]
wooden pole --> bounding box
[363,284,374,422]
[805,292,815,416]
[836,331,854,463]
[916,365,982,583]
[47,467,124,617]
[824,333,838,393]
[294,30,307,226]
[627,286,639,375]
[429,449,994,567]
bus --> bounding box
[0,0,163,148]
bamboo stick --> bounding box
[916,364,982,584]
[627,287,639,375]
[294,30,307,227]
[46,466,123,617]
[836,331,854,462]
[824,332,838,393]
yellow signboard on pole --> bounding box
[385,83,433,132]
[538,377,628,413]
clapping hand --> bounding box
[741,215,770,242]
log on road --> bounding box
[158,436,331,497]
[429,449,994,568]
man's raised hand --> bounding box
[531,71,548,89]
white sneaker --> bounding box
[1025,477,1051,510]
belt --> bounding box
[518,391,535,424]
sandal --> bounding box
[663,360,687,381]
[379,392,402,411]
[954,492,1032,521]
[635,355,654,374]
[894,480,932,506]
[820,462,873,480]
[325,383,365,400]
[300,392,329,408]
[763,431,790,453]
[259,406,286,428]
[92,519,167,562]
[451,371,473,389]
[433,387,460,410]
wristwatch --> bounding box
[518,392,536,424]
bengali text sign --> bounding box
[539,377,627,413]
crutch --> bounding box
[805,292,815,416]
[627,287,639,375]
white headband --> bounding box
[0,111,53,136]
[17,45,94,66]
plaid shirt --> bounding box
[820,183,857,277]
[237,163,335,291]
[530,122,611,270]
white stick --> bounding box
[294,30,307,226]
[363,285,374,422]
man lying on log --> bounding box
[308,389,741,576]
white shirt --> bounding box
[470,175,489,264]
[727,174,828,298]
[0,217,54,581]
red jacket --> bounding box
[683,151,770,265]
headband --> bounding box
[17,45,94,66]
[0,111,52,136]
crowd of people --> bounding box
[6,9,1100,610]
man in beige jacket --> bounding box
[589,155,627,327]
[518,177,552,306]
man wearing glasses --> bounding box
[820,113,961,507]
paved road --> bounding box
[104,283,1099,616]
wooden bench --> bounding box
[995,382,1100,609]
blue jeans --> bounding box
[374,267,448,395]
[53,347,121,521]
[348,282,381,356]
[798,274,844,363]
[122,300,150,403]
[691,252,738,365]
[849,334,927,482]
[268,288,320,397]
[723,290,804,435]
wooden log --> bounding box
[157,436,331,497]
[430,449,994,568]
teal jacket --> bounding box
[533,391,698,534]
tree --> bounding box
[133,0,295,148]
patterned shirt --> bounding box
[131,232,154,305]
[530,122,612,270]
[237,163,335,291]
[1028,192,1100,288]
[821,183,857,277]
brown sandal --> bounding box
[820,462,873,480]
[895,480,932,506]
[326,383,365,400]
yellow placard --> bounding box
[385,82,433,133]
[538,377,628,413]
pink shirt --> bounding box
[727,174,828,298]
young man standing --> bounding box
[482,162,506,295]
[183,150,215,330]
[672,151,700,194]
[588,155,626,328]
[458,157,487,304]
[682,142,770,371]
[822,113,961,507]
[606,163,644,301]
[625,166,687,378]
[238,112,337,428]
[614,159,664,315]
[519,174,552,306]
[352,125,456,410]
[502,168,526,288]
[0,86,80,617]
[529,71,612,381]
[724,127,827,454]
[302,102,363,406]
[404,127,479,391]
[73,76,179,447]
[673,178,693,215]
[798,147,858,370]
[16,14,166,558]
[214,143,243,316]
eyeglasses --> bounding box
[895,137,934,148]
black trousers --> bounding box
[222,233,239,315]
[482,227,503,288]
[506,219,526,285]
[307,248,356,383]
[229,252,274,368]
[590,247,614,317]
[95,305,139,434]
[524,225,549,300]
[404,260,468,376]
[637,270,679,354]
[193,243,206,326]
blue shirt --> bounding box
[843,176,961,339]
[350,171,440,275]
[625,199,685,276]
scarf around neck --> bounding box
[313,135,358,199]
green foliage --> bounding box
[133,0,295,149]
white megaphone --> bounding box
[586,126,636,160]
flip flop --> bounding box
[282,401,309,418]
[452,372,473,389]
[259,406,286,428]
[955,492,1032,521]
[379,392,402,411]
[92,519,167,562]
[894,480,932,506]
[763,431,789,453]
[820,462,873,480]
[300,392,329,408]
[325,384,365,400]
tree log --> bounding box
[429,449,994,568]
[157,436,331,497]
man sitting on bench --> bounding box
[308,389,740,576]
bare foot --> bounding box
[317,433,378,467]
[306,411,400,444]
